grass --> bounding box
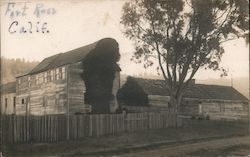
[2,119,249,157]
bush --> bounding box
[81,39,120,113]
[117,77,149,106]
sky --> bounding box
[1,0,249,80]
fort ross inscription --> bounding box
[4,2,56,34]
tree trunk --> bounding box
[169,90,183,114]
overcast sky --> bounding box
[1,0,249,80]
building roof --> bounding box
[22,38,120,76]
[132,77,248,101]
[0,82,16,94]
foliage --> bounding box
[81,39,120,113]
[117,76,149,106]
[121,0,249,111]
[1,57,39,83]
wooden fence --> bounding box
[121,105,168,113]
[1,112,181,143]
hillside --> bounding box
[1,57,39,84]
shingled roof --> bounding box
[0,82,16,94]
[132,77,248,101]
[25,38,119,76]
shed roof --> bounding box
[132,77,248,101]
[22,38,120,76]
[0,82,16,94]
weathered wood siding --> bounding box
[148,95,170,107]
[16,75,30,115]
[200,100,248,120]
[110,71,120,112]
[180,98,248,120]
[180,98,200,116]
[1,93,16,115]
[147,94,247,120]
[67,62,87,114]
[16,66,68,115]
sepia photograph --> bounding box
[0,0,249,156]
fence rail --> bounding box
[121,105,168,113]
[1,112,181,143]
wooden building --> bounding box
[13,38,121,115]
[0,82,16,115]
[129,77,248,120]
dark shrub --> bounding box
[81,38,120,113]
[117,77,149,106]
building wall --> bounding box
[67,61,120,113]
[110,71,120,112]
[1,93,16,115]
[15,62,121,115]
[147,94,247,120]
[67,62,88,114]
[148,95,170,107]
[16,65,68,115]
[200,100,248,120]
[180,98,200,116]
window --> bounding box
[18,79,21,85]
[198,104,203,114]
[47,71,51,82]
[50,70,54,81]
[44,72,47,83]
[13,97,16,112]
[38,73,43,84]
[5,98,8,109]
[59,68,62,79]
[28,76,31,87]
[21,98,25,104]
[13,96,16,108]
[55,93,60,105]
[35,73,44,84]
[43,96,47,107]
[220,104,225,112]
[56,68,60,80]
[62,67,66,79]
[35,75,39,85]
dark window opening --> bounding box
[43,96,47,107]
[21,98,25,104]
[5,98,8,108]
[13,96,16,113]
[13,97,16,107]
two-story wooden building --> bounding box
[14,38,121,115]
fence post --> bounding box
[67,114,70,140]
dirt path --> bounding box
[119,136,250,156]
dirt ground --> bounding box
[119,136,250,157]
[188,144,250,156]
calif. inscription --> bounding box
[5,2,56,34]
